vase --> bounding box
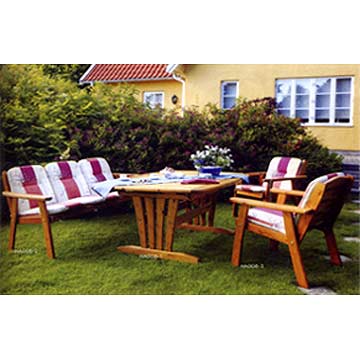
[198,166,222,177]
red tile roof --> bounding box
[81,64,173,83]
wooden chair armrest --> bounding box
[263,175,307,182]
[270,188,305,197]
[230,197,312,215]
[2,191,52,202]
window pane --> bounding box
[296,95,309,108]
[315,110,330,123]
[315,78,331,93]
[296,109,309,121]
[277,95,291,108]
[144,92,163,108]
[335,109,350,123]
[276,80,291,105]
[336,78,351,92]
[144,94,154,103]
[336,94,350,108]
[295,79,310,94]
[316,94,330,108]
[278,109,290,117]
[223,83,237,96]
[155,94,163,103]
[223,97,236,109]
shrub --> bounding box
[0,66,343,221]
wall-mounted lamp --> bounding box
[171,95,178,105]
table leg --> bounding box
[118,195,199,264]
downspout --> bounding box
[172,73,186,114]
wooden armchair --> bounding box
[230,173,353,289]
[234,157,307,201]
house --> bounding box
[80,64,360,187]
[79,64,183,109]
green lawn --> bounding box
[0,202,359,295]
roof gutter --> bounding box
[79,64,96,85]
[166,64,185,112]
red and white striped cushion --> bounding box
[265,157,303,190]
[236,157,303,194]
[248,207,285,233]
[299,172,345,209]
[79,157,119,199]
[7,165,68,216]
[45,161,104,206]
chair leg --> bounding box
[288,240,309,288]
[324,229,342,266]
[8,215,18,251]
[38,202,56,259]
[8,199,18,251]
[231,205,249,266]
[284,213,309,288]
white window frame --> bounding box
[221,81,239,109]
[275,76,354,127]
[143,91,165,109]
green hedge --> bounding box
[1,65,343,220]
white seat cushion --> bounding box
[21,203,69,216]
[236,184,266,193]
[62,195,105,208]
[248,207,285,234]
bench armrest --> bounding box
[2,191,52,202]
[230,197,312,215]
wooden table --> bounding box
[115,171,242,264]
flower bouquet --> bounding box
[190,145,233,176]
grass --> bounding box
[0,202,359,295]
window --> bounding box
[143,92,164,108]
[276,77,353,125]
[221,81,239,109]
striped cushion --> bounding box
[236,184,266,193]
[299,172,345,209]
[6,165,67,216]
[79,158,119,199]
[45,161,104,204]
[265,157,303,190]
[248,207,285,234]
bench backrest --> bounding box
[45,161,91,202]
[79,158,114,195]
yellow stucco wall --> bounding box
[182,64,360,151]
[110,80,182,110]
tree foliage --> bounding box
[41,64,90,83]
